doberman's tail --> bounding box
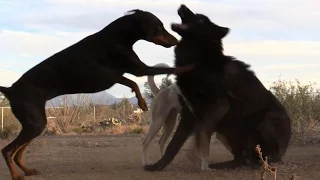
[0,86,11,100]
[147,63,171,96]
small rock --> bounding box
[292,164,298,170]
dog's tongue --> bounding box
[171,23,188,30]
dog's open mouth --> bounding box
[177,4,195,23]
[171,23,188,31]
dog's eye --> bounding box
[195,19,204,25]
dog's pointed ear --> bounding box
[125,9,148,21]
[219,27,230,38]
[125,9,151,26]
[125,9,144,16]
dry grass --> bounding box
[0,79,320,140]
[270,79,320,134]
[255,144,296,180]
[0,96,149,138]
[97,124,146,135]
[255,145,278,180]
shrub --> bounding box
[270,79,320,133]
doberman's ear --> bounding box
[125,9,152,30]
[123,9,149,32]
[125,9,147,21]
[125,9,144,16]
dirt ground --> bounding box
[0,134,320,180]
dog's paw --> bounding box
[142,159,153,166]
[143,164,163,172]
[146,160,153,165]
[201,165,212,171]
[200,159,211,171]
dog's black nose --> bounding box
[178,4,186,17]
[178,4,191,18]
[180,4,187,10]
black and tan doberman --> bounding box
[0,9,194,180]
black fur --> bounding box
[143,4,291,171]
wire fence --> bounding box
[1,107,11,131]
[0,105,146,133]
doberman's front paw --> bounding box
[138,98,148,111]
[174,64,195,74]
[143,164,163,172]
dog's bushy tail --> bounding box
[0,86,13,105]
[0,86,11,98]
[148,63,171,95]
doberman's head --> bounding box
[171,4,229,42]
[125,9,178,48]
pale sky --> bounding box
[0,0,319,98]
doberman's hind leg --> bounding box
[1,100,47,180]
[14,141,41,176]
